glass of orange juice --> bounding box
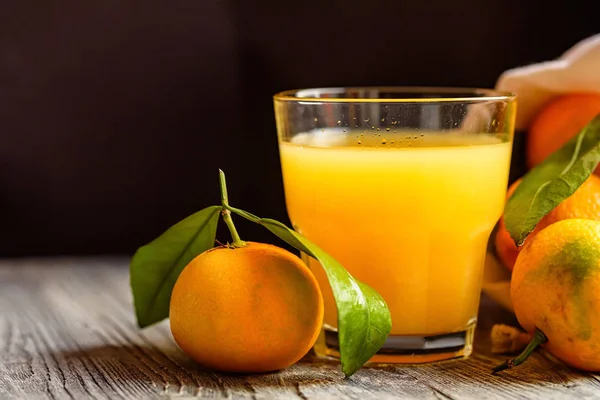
[273,87,516,364]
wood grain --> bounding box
[1,258,599,399]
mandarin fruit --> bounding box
[527,93,600,170]
[508,219,600,371]
[169,242,324,373]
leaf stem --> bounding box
[219,170,246,248]
[492,328,547,374]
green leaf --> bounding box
[228,209,392,377]
[505,114,600,246]
[130,205,221,328]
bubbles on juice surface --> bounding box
[289,126,503,149]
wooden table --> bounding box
[1,258,599,399]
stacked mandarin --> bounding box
[492,94,600,373]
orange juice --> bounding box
[279,131,512,338]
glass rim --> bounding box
[273,86,516,103]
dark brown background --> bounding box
[0,1,597,256]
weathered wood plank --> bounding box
[1,257,599,399]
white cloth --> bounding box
[495,34,600,131]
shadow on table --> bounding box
[45,296,592,396]
[53,338,593,397]
[47,296,588,395]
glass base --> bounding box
[313,319,476,365]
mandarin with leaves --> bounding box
[131,170,391,377]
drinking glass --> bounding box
[273,87,516,364]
